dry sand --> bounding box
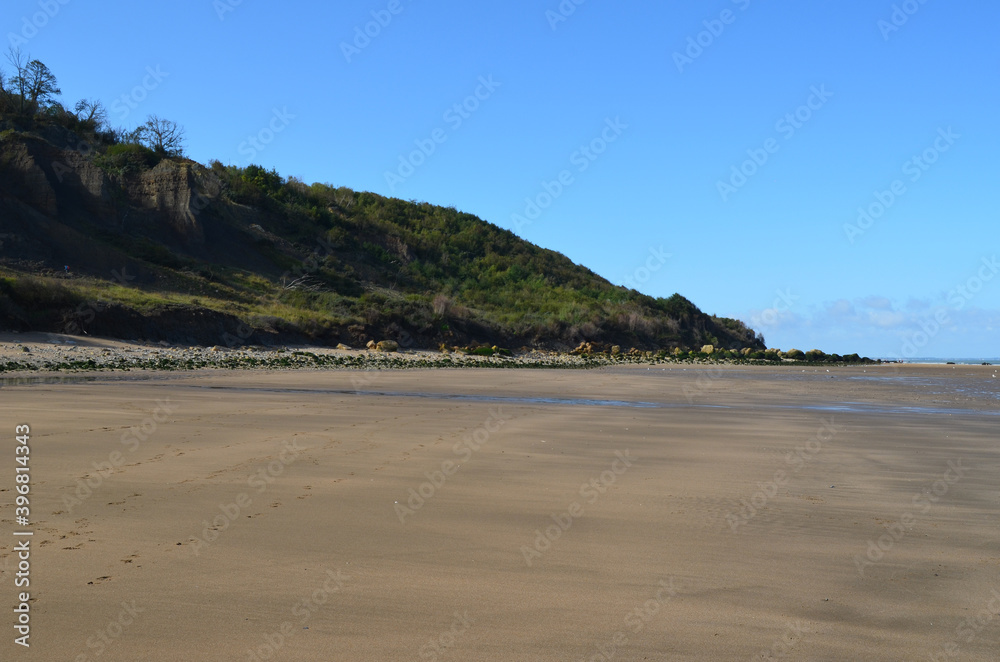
[1,362,998,660]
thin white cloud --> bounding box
[860,296,892,310]
[740,294,1000,357]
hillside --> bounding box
[0,77,763,353]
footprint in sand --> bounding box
[106,493,143,507]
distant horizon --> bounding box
[888,357,998,364]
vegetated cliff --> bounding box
[0,123,764,352]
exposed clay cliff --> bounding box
[0,124,765,353]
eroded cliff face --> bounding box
[0,130,220,247]
[132,160,223,245]
[1,135,69,218]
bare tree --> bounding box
[282,275,326,292]
[113,125,145,145]
[74,98,108,130]
[4,48,29,115]
[137,114,185,156]
[0,67,10,113]
[2,49,60,116]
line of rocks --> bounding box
[0,341,612,373]
[0,338,809,375]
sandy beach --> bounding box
[1,361,998,660]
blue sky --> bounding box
[6,0,998,358]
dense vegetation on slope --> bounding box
[0,55,764,352]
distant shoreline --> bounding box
[886,358,998,365]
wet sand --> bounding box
[1,363,998,660]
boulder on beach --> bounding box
[571,341,608,355]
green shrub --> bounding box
[94,143,161,176]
